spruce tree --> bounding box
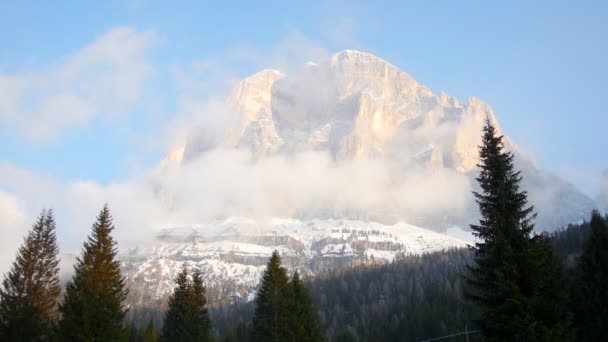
[573,210,608,341]
[0,209,61,341]
[58,204,128,341]
[466,119,571,341]
[161,268,190,342]
[141,319,159,342]
[251,251,291,342]
[526,234,573,341]
[161,268,212,342]
[286,271,324,342]
[190,271,212,341]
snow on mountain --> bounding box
[175,49,595,230]
[123,218,468,307]
[125,50,597,308]
[181,49,499,170]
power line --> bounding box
[419,328,480,342]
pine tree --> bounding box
[466,119,571,341]
[161,268,212,342]
[58,204,128,341]
[251,251,291,342]
[286,271,324,342]
[190,271,212,341]
[0,209,61,341]
[142,319,159,342]
[573,210,608,341]
[161,268,190,342]
[526,234,573,341]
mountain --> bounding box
[124,50,596,309]
[171,49,595,230]
[122,218,467,309]
[181,50,493,169]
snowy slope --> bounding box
[122,218,467,306]
[138,49,598,309]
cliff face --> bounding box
[123,218,468,307]
[169,50,594,231]
[135,50,597,309]
[181,50,499,173]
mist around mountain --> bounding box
[1,47,604,342]
[160,50,596,231]
[113,50,600,312]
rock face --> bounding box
[126,50,597,309]
[182,50,501,172]
[176,49,595,230]
[122,218,468,308]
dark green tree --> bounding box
[573,210,608,341]
[161,268,190,342]
[58,204,128,341]
[286,271,324,342]
[466,119,571,341]
[251,251,291,342]
[161,268,212,342]
[526,234,573,341]
[140,319,159,342]
[0,209,61,341]
[190,271,212,341]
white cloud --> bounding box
[0,27,156,141]
[0,141,474,264]
[598,169,608,212]
[0,191,28,275]
[230,30,330,74]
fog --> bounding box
[0,28,600,276]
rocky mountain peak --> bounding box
[168,50,595,231]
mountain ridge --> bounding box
[165,50,594,231]
[128,50,597,308]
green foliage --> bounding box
[221,320,252,342]
[141,320,160,342]
[525,234,573,341]
[285,271,324,342]
[149,249,478,341]
[58,204,129,341]
[572,210,608,341]
[467,119,572,341]
[167,225,593,341]
[128,319,159,342]
[311,249,477,341]
[160,268,212,342]
[251,251,292,342]
[0,209,61,341]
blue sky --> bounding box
[1,0,607,193]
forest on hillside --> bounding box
[208,219,598,341]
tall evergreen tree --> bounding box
[190,271,212,341]
[140,319,159,342]
[573,210,608,341]
[58,204,128,341]
[286,271,324,342]
[161,268,190,342]
[251,251,291,342]
[466,119,571,341]
[526,234,573,341]
[0,209,61,341]
[161,268,212,342]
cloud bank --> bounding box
[0,23,601,277]
[0,27,156,141]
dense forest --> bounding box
[208,219,600,341]
[1,120,607,341]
